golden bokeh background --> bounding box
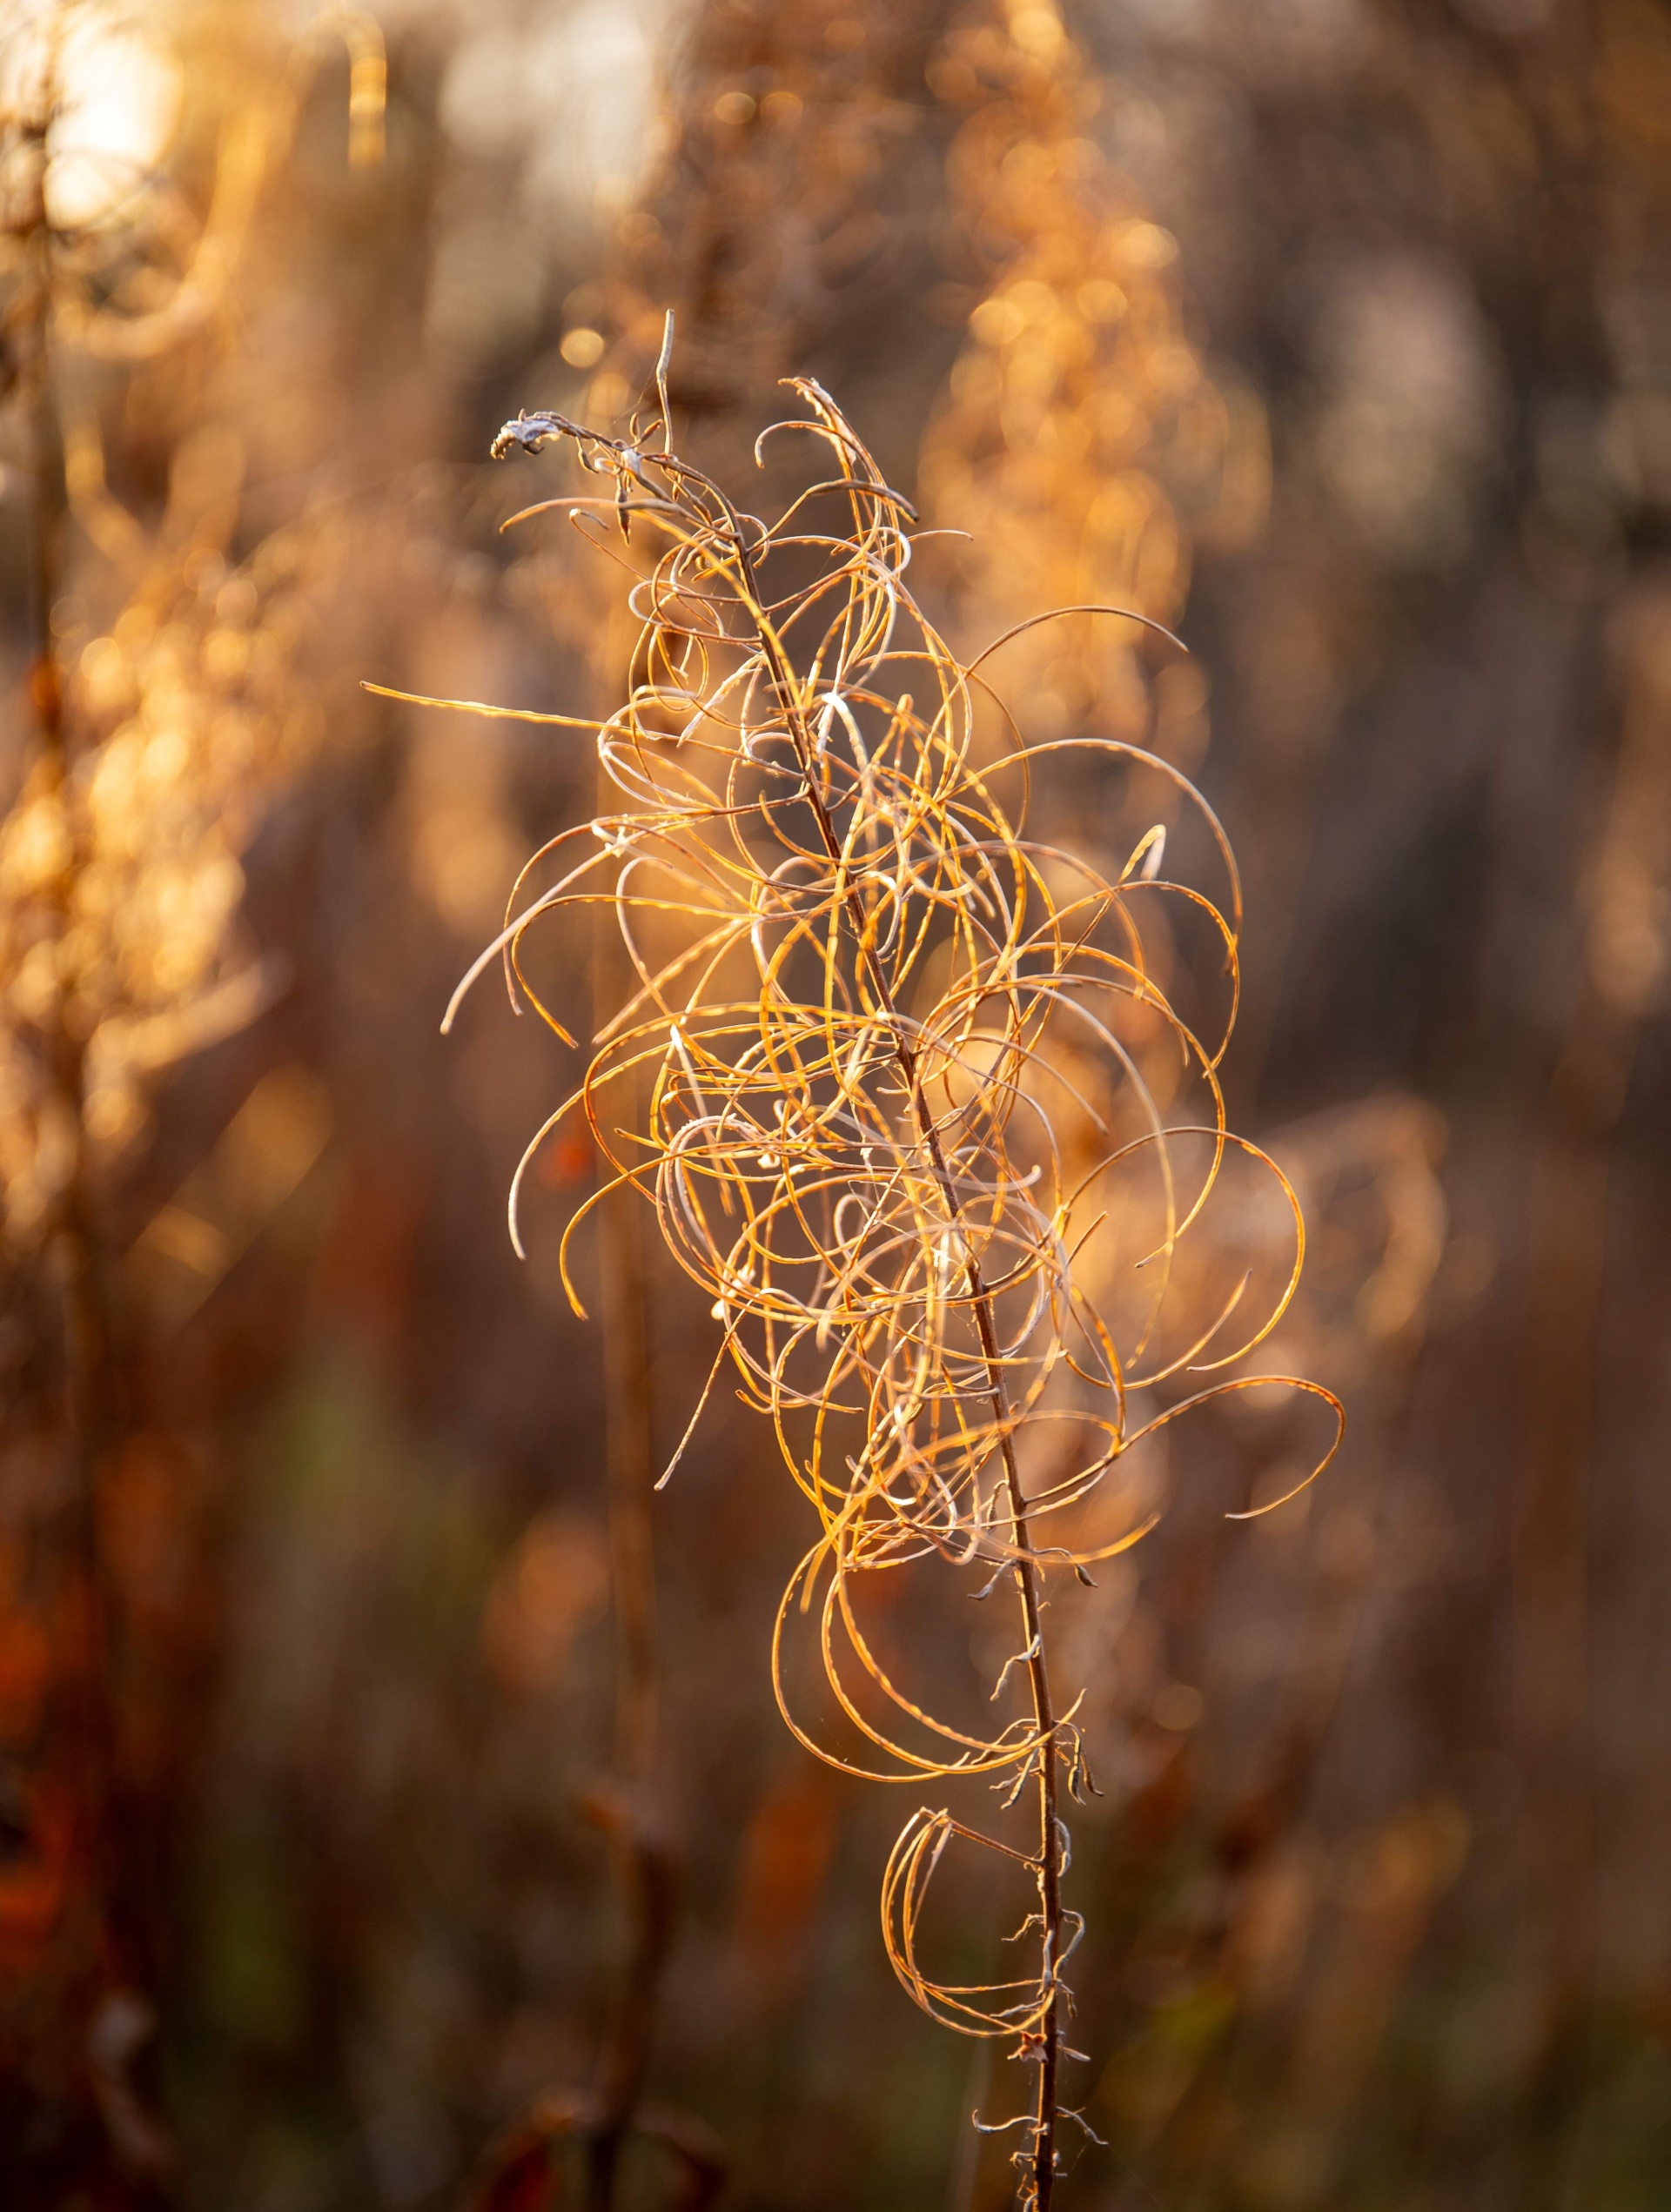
[1,2,1668,2208]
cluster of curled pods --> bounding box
[420,365,1339,2206]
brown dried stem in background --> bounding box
[0,3,381,2189]
[922,0,1266,755]
[575,0,928,425]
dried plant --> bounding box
[922,0,1266,751]
[0,1,383,1214]
[0,0,384,1256]
[0,2,381,2182]
[907,27,1467,2188]
[0,506,352,1248]
[396,344,1339,2208]
[463,16,937,2200]
[567,0,929,430]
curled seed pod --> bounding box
[417,354,1340,2210]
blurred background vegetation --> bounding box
[0,0,1668,2207]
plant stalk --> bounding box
[728,524,1064,2209]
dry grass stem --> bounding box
[404,343,1340,2209]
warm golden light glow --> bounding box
[0,4,184,229]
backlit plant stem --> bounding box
[416,362,1339,2212]
[727,517,1066,2205]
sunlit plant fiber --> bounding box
[562,0,922,439]
[461,17,929,2203]
[412,352,1339,2209]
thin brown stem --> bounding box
[476,390,1323,2212]
[732,527,1064,2209]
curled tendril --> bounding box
[422,350,1341,2209]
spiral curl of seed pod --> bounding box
[418,361,1339,2209]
